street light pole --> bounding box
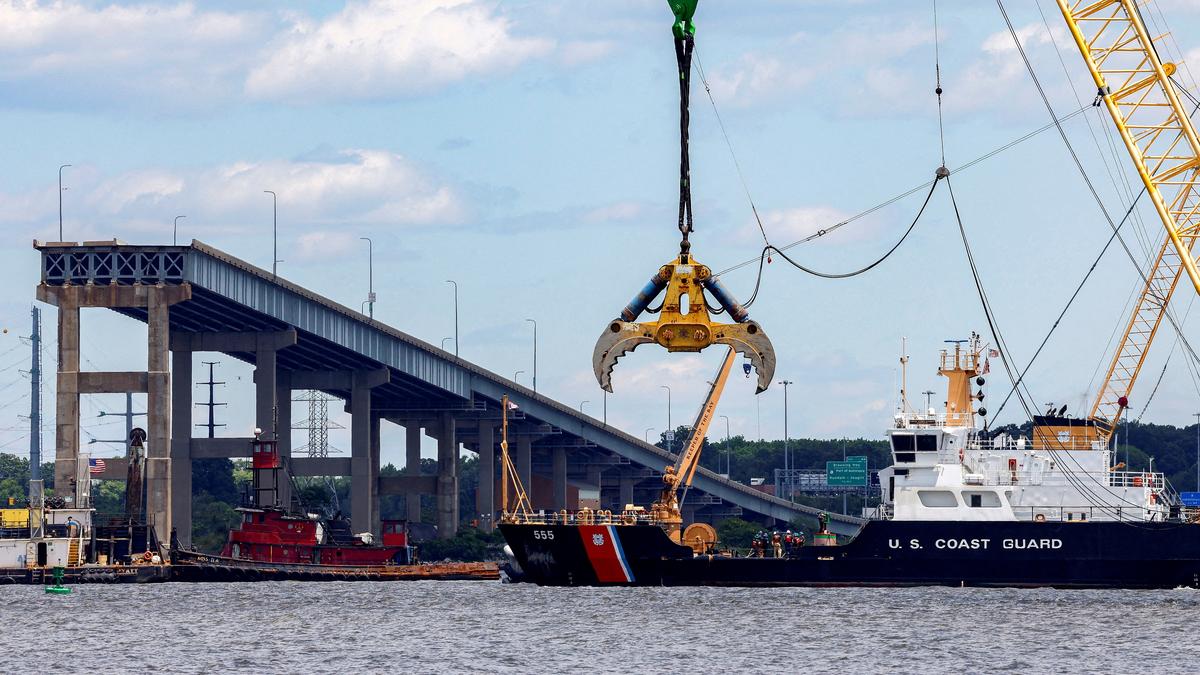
[58,164,71,241]
[644,427,655,443]
[173,215,186,246]
[525,318,537,393]
[441,337,453,351]
[360,237,374,319]
[264,190,278,278]
[779,380,793,496]
[446,280,459,356]
[660,385,672,452]
[579,400,589,414]
[514,370,524,384]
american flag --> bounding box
[88,458,106,475]
[989,349,1001,358]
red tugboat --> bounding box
[172,435,499,582]
[219,508,414,566]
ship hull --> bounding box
[500,520,1200,588]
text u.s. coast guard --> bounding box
[889,538,1063,550]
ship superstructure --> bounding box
[880,336,1170,524]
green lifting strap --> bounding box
[667,0,698,39]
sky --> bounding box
[2,0,1200,469]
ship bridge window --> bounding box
[895,452,916,464]
[964,491,1000,508]
[917,490,958,508]
[893,434,940,454]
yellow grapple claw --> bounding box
[592,253,776,393]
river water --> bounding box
[8,582,1200,673]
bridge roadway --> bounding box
[35,240,864,543]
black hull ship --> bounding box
[500,337,1200,589]
[501,519,1200,588]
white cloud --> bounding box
[3,149,465,241]
[749,205,855,243]
[706,22,930,109]
[245,0,554,103]
[707,53,815,108]
[0,1,266,110]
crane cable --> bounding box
[990,186,1146,421]
[931,3,1159,520]
[673,12,696,254]
[949,176,1166,522]
[996,0,1200,391]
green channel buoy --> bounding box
[44,566,71,594]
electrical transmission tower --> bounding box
[27,306,42,481]
[195,361,226,438]
[293,390,342,457]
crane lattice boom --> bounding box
[1057,0,1200,439]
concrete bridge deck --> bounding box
[35,240,865,541]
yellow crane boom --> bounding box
[649,347,737,542]
[1057,0,1200,440]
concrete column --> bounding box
[254,346,278,508]
[436,413,458,539]
[145,288,173,548]
[587,465,603,506]
[54,299,80,496]
[552,447,567,510]
[620,476,634,510]
[476,420,495,531]
[350,373,374,535]
[275,371,292,510]
[516,435,532,501]
[370,413,381,535]
[170,349,192,547]
[405,423,422,523]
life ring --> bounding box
[1133,476,1143,487]
[142,551,153,562]
[959,448,964,463]
[1034,514,1046,523]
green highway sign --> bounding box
[827,457,868,487]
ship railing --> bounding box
[966,437,1102,452]
[502,509,663,527]
[895,412,977,429]
[1107,471,1165,490]
[1010,505,1165,523]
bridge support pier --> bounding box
[405,423,423,522]
[435,413,458,539]
[476,420,495,531]
[620,476,634,510]
[170,350,192,547]
[37,283,192,550]
[516,435,532,502]
[350,370,388,536]
[552,447,567,511]
[276,371,293,511]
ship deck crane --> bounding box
[1055,0,1200,445]
[648,347,737,544]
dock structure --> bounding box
[34,240,863,547]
